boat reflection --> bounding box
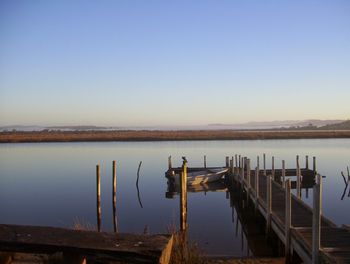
[165,180,227,199]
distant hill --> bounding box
[208,119,345,130]
[319,120,350,130]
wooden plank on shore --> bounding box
[0,224,173,264]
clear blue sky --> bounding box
[1,0,349,126]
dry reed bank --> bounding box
[1,130,350,143]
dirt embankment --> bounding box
[1,130,350,143]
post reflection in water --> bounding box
[340,166,350,200]
[165,177,280,258]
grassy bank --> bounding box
[1,130,350,143]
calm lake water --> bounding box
[1,139,349,257]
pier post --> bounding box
[239,155,241,168]
[235,154,238,168]
[226,156,229,168]
[285,179,291,263]
[255,166,259,203]
[296,155,301,199]
[263,153,266,176]
[247,159,251,191]
[257,155,260,169]
[272,156,275,180]
[112,161,117,233]
[266,174,272,234]
[305,155,309,170]
[230,157,234,174]
[313,156,316,174]
[168,156,172,171]
[282,160,286,187]
[312,174,322,264]
[96,164,101,232]
[240,157,244,182]
[204,155,207,168]
[180,160,188,231]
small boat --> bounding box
[173,168,228,186]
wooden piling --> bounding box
[272,156,275,180]
[235,154,238,168]
[263,153,266,176]
[180,161,188,231]
[312,174,322,264]
[204,155,207,168]
[285,179,291,263]
[112,161,117,233]
[266,174,272,234]
[257,156,260,169]
[306,155,309,169]
[226,156,229,168]
[313,156,316,174]
[247,159,251,190]
[255,166,259,202]
[96,164,101,232]
[168,156,172,170]
[282,160,286,187]
[230,157,234,174]
[240,157,244,181]
[296,155,301,199]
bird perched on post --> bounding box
[182,156,187,163]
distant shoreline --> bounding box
[1,130,350,143]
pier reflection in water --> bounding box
[165,178,282,258]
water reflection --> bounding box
[166,178,280,257]
[340,167,350,200]
[136,161,144,208]
[1,139,350,255]
[165,180,227,199]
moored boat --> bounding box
[172,167,228,186]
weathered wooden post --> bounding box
[282,160,286,187]
[305,155,309,170]
[313,156,317,174]
[244,157,247,182]
[226,156,229,168]
[263,153,266,176]
[96,164,101,232]
[272,156,275,180]
[247,159,251,188]
[285,179,291,263]
[204,155,207,168]
[239,155,241,168]
[168,156,172,171]
[296,155,301,199]
[255,166,259,204]
[266,173,272,234]
[240,157,244,182]
[257,155,260,169]
[180,160,188,231]
[230,157,234,174]
[312,174,322,264]
[235,154,238,168]
[112,161,117,233]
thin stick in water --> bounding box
[136,161,143,208]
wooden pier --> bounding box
[165,155,350,263]
[0,224,173,264]
[227,155,350,264]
